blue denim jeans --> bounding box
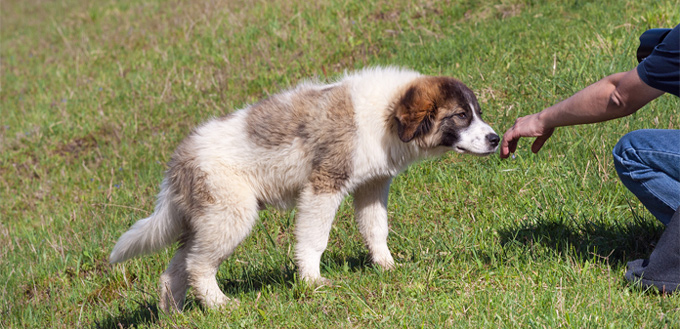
[613,129,680,225]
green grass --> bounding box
[2,0,679,327]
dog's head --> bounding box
[393,76,499,156]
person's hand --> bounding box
[500,112,555,159]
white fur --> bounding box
[455,102,498,155]
[109,180,181,263]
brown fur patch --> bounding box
[392,76,476,146]
[245,96,303,147]
[245,85,356,194]
[301,86,356,194]
[166,138,215,217]
[393,77,441,142]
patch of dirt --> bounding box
[372,10,401,22]
[54,124,121,163]
[56,134,99,159]
[464,4,524,22]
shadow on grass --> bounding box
[498,209,666,266]
[94,253,371,328]
[220,252,371,295]
[94,299,159,329]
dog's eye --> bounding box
[456,112,467,119]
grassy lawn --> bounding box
[2,0,679,327]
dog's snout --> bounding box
[486,133,500,147]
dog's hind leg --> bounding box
[353,177,394,269]
[159,241,191,312]
[184,189,259,309]
[294,187,345,284]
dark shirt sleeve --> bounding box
[637,24,680,97]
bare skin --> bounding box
[500,68,665,158]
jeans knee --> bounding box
[614,131,639,157]
[613,130,649,180]
[613,130,653,166]
[613,133,632,170]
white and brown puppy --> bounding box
[109,67,499,312]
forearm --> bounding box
[538,72,633,129]
[537,69,664,130]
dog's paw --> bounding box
[199,292,240,310]
[207,295,240,310]
[372,253,395,270]
[302,275,332,287]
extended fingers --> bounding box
[530,128,554,153]
[501,114,552,158]
[500,126,520,158]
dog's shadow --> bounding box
[497,211,665,266]
[220,252,371,295]
[94,253,371,328]
[94,298,160,329]
[97,212,665,328]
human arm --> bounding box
[499,68,665,158]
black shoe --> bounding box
[625,206,680,294]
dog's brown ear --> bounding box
[394,78,438,143]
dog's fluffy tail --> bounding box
[109,180,182,264]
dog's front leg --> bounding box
[294,187,345,284]
[353,176,394,269]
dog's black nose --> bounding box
[486,133,500,147]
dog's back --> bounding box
[172,67,425,209]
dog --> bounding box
[109,67,499,312]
